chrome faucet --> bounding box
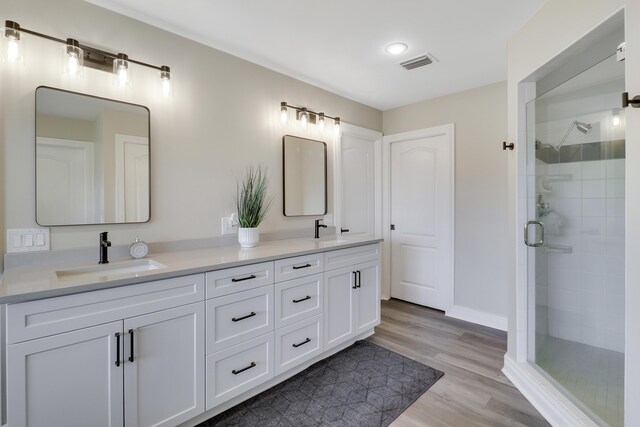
[99,231,111,264]
[314,219,327,239]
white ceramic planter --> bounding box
[238,227,259,248]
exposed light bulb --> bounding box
[318,113,325,132]
[280,102,288,125]
[118,66,128,86]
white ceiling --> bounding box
[86,0,545,111]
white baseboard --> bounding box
[446,305,507,331]
[502,354,599,427]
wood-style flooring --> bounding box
[367,299,550,427]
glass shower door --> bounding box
[526,52,625,426]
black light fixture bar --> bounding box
[5,20,166,73]
[281,101,341,125]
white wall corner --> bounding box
[446,305,507,331]
[502,354,600,427]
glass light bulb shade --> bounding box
[612,115,621,127]
[2,28,23,64]
[318,115,325,132]
[63,43,84,78]
[280,109,288,125]
[334,117,341,135]
[113,55,131,87]
[161,77,172,97]
[300,111,308,128]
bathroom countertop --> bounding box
[0,236,382,304]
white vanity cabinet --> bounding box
[5,274,205,427]
[323,245,381,351]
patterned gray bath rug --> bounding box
[198,340,444,427]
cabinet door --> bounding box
[354,260,381,335]
[323,266,355,351]
[7,321,124,427]
[124,302,205,427]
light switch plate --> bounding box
[7,228,50,253]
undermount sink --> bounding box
[56,259,167,281]
[313,236,352,247]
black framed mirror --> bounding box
[282,135,327,216]
[35,86,150,226]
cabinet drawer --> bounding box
[206,262,274,298]
[324,243,380,271]
[206,285,274,354]
[206,333,274,410]
[274,253,323,282]
[275,273,323,329]
[275,315,323,376]
[7,274,205,344]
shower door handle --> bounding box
[524,221,544,247]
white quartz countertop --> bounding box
[0,236,382,304]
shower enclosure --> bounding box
[525,52,625,426]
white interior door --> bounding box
[337,124,382,238]
[115,134,149,222]
[388,125,454,310]
[36,137,94,225]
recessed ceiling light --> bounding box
[385,43,408,55]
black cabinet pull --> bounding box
[292,263,311,270]
[232,274,256,283]
[115,332,121,367]
[128,329,135,362]
[357,270,362,288]
[232,311,256,322]
[232,361,256,375]
[340,228,350,234]
[352,271,358,289]
[292,337,311,348]
[292,295,311,303]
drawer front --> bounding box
[275,274,323,329]
[7,274,205,344]
[274,253,323,283]
[206,333,274,409]
[206,285,274,354]
[275,315,323,376]
[324,243,381,271]
[206,262,274,298]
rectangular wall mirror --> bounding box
[282,135,327,216]
[35,86,150,226]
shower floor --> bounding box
[536,336,624,427]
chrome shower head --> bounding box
[576,121,592,134]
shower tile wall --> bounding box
[538,156,625,353]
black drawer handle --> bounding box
[232,274,256,282]
[115,332,121,367]
[232,311,256,322]
[292,263,311,270]
[292,295,311,303]
[292,337,311,348]
[232,361,256,375]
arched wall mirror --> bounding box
[282,135,327,216]
[35,86,150,226]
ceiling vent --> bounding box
[400,53,437,70]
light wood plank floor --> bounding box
[367,299,551,427]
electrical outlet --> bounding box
[221,217,238,235]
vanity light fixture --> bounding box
[3,20,171,96]
[280,101,341,133]
[2,20,22,63]
[63,38,83,78]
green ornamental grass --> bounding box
[236,165,273,228]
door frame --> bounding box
[334,123,383,238]
[114,133,149,222]
[382,124,455,306]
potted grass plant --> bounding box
[236,165,272,248]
